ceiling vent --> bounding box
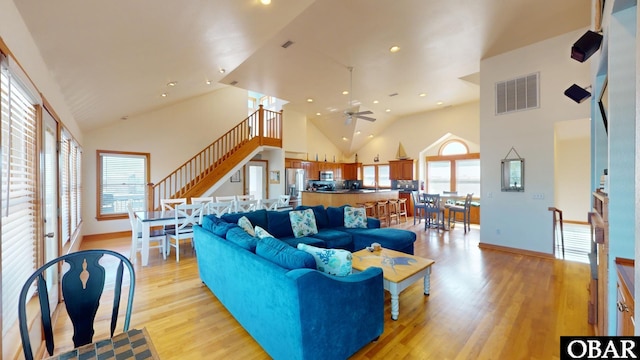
[495,72,539,115]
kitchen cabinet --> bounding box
[343,163,361,180]
[616,258,634,336]
[389,159,414,180]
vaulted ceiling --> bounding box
[14,0,590,154]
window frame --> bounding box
[96,150,150,221]
[426,153,480,196]
[362,164,391,188]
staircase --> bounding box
[146,105,282,210]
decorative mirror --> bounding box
[501,147,524,192]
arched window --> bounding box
[440,140,468,156]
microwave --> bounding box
[319,171,334,181]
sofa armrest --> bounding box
[286,267,384,358]
[367,217,381,228]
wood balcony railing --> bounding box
[146,105,282,210]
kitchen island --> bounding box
[301,189,399,208]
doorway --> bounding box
[42,109,59,309]
[246,160,268,200]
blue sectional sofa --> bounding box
[193,205,417,359]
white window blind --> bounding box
[1,55,39,336]
[60,131,70,244]
[98,151,148,217]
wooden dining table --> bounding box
[44,328,160,360]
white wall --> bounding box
[82,86,247,235]
[306,120,344,162]
[480,29,591,254]
[0,0,82,141]
[283,106,308,154]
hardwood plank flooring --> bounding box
[50,219,593,359]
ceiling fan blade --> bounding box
[356,115,376,122]
[353,110,373,116]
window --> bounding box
[426,140,480,197]
[1,54,39,336]
[362,164,390,188]
[61,129,82,244]
[97,151,149,220]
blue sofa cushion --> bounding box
[222,209,268,229]
[296,205,329,229]
[280,236,326,248]
[202,215,236,238]
[225,226,259,252]
[256,236,316,270]
[342,227,416,254]
[310,229,353,251]
[266,210,294,238]
[326,205,348,228]
[297,243,352,276]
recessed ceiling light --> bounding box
[161,93,168,97]
[342,137,348,141]
[219,68,226,74]
[437,101,444,105]
[419,93,427,97]
[342,90,349,95]
[368,134,374,138]
[373,100,379,104]
[167,81,177,87]
[306,98,314,103]
[385,108,391,112]
[355,131,361,135]
[206,80,212,85]
[389,45,400,53]
[316,112,321,116]
[261,0,271,5]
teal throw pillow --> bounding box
[297,243,352,276]
[344,206,367,229]
[289,208,318,238]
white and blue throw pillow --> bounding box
[289,208,318,238]
[237,216,255,236]
[297,243,352,276]
[254,225,275,239]
[344,206,367,229]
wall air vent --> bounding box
[495,72,539,115]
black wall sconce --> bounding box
[571,30,603,62]
[564,84,592,103]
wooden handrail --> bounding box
[146,106,283,210]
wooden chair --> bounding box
[376,200,390,227]
[448,193,473,233]
[412,191,427,225]
[127,200,166,262]
[279,194,291,208]
[388,199,400,225]
[260,198,280,210]
[423,193,444,230]
[236,199,258,212]
[209,201,235,217]
[215,195,237,213]
[19,249,135,360]
[166,203,204,262]
[398,197,409,222]
[190,196,214,216]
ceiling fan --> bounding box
[344,66,376,124]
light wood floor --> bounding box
[51,218,594,359]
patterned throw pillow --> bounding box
[297,243,352,276]
[254,225,274,239]
[344,206,367,229]
[237,216,255,236]
[289,208,318,238]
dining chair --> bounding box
[278,194,291,208]
[209,201,235,217]
[411,191,427,225]
[166,203,204,262]
[236,194,255,201]
[215,195,237,213]
[422,193,444,230]
[19,249,135,360]
[260,198,280,210]
[160,198,187,232]
[127,201,166,262]
[448,193,473,233]
[236,199,259,212]
[191,196,214,216]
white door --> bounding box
[246,161,267,200]
[42,110,59,310]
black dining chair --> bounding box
[18,249,136,360]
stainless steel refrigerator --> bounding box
[285,168,306,201]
